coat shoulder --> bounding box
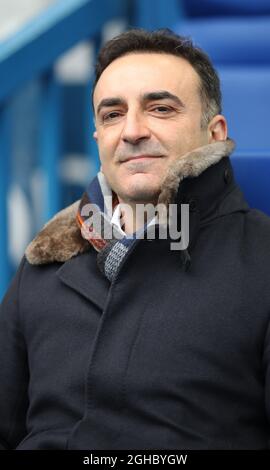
[242,208,270,261]
[24,200,90,266]
[245,208,270,232]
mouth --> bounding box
[124,155,163,163]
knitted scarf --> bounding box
[76,171,175,282]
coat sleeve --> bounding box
[263,313,270,447]
[0,257,29,449]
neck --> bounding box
[117,199,157,235]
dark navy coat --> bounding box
[1,144,270,449]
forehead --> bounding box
[93,52,201,105]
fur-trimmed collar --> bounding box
[25,138,235,265]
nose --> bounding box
[121,110,151,145]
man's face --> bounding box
[93,52,215,204]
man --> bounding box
[1,28,270,450]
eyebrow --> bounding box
[96,97,124,116]
[96,90,185,116]
[142,91,185,108]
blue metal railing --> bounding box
[0,0,129,300]
[0,0,128,103]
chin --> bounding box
[120,184,161,203]
[113,173,162,202]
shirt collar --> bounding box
[111,204,126,236]
[111,203,157,236]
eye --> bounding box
[103,111,122,122]
[151,105,173,114]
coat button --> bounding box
[188,198,197,211]
[224,168,232,184]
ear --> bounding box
[207,114,227,142]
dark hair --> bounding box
[92,28,222,127]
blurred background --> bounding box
[0,0,270,299]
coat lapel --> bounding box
[56,248,110,311]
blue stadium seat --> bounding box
[219,67,270,214]
[175,17,270,65]
[173,8,270,217]
[217,67,270,151]
[182,0,270,17]
[231,152,270,216]
[132,0,183,30]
